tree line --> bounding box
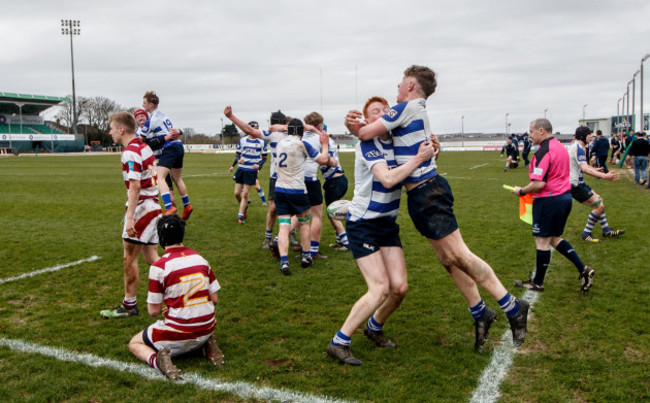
[55,97,241,145]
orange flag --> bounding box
[504,185,533,225]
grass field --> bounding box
[0,151,649,402]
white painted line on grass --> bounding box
[0,255,100,285]
[469,163,489,170]
[469,290,540,403]
[184,172,229,178]
[0,338,351,403]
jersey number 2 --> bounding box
[180,273,208,307]
[278,152,288,168]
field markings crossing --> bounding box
[0,338,352,403]
[0,255,100,285]
[470,289,540,403]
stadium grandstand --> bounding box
[0,92,84,154]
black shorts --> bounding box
[157,143,184,169]
[532,192,572,238]
[323,175,349,206]
[275,191,310,216]
[305,180,323,207]
[268,177,277,201]
[233,169,257,186]
[346,217,402,259]
[406,175,459,240]
[571,183,594,204]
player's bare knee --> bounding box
[392,281,408,299]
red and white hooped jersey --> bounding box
[121,137,158,202]
[147,246,220,335]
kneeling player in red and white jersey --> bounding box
[128,214,224,380]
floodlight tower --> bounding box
[61,19,80,136]
[641,54,650,131]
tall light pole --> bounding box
[622,93,627,131]
[642,54,650,131]
[505,113,509,136]
[627,80,634,131]
[617,98,622,134]
[632,71,640,131]
[583,104,588,121]
[461,115,464,147]
[220,117,224,148]
[544,108,548,118]
[61,19,80,136]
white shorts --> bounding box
[122,198,162,245]
[143,320,213,357]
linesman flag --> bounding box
[503,185,533,225]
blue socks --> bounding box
[497,293,520,318]
[181,194,190,208]
[161,193,173,210]
[555,240,585,273]
[367,315,383,332]
[332,330,351,347]
[469,300,487,321]
[533,249,551,285]
[310,241,320,256]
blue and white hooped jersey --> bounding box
[320,138,344,180]
[568,142,587,187]
[136,109,178,157]
[348,137,401,222]
[236,136,267,171]
[274,135,321,194]
[261,130,286,178]
[380,98,436,183]
[301,131,322,182]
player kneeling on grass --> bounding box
[128,215,224,381]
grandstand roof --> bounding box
[0,92,70,115]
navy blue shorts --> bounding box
[157,143,184,169]
[275,191,310,216]
[305,180,323,207]
[268,177,277,201]
[406,175,459,240]
[346,217,402,259]
[233,169,257,186]
[571,183,594,204]
[323,175,349,206]
[532,192,572,238]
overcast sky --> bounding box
[2,0,649,135]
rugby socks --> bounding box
[497,293,520,318]
[366,315,384,332]
[258,188,266,204]
[161,193,173,210]
[302,250,311,260]
[122,296,137,310]
[181,194,190,208]
[332,330,351,347]
[310,241,320,256]
[265,229,273,241]
[280,256,289,266]
[337,232,350,247]
[598,211,611,234]
[148,352,159,370]
[469,300,487,321]
[582,212,598,236]
[555,240,585,273]
[533,249,552,285]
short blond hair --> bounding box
[304,112,324,127]
[109,111,137,133]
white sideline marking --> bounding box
[0,256,100,285]
[184,172,229,178]
[0,338,351,403]
[469,290,540,403]
[469,163,489,170]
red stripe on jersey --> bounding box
[151,323,215,344]
[163,265,212,290]
[135,208,162,238]
[166,312,215,325]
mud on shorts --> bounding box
[406,175,459,240]
[274,191,310,216]
[122,198,162,245]
[346,217,401,259]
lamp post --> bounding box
[632,71,640,131]
[622,93,627,131]
[505,113,509,136]
[461,115,464,147]
[583,104,588,121]
[642,54,650,131]
[61,19,80,136]
[627,80,634,131]
[9,113,15,150]
[220,117,224,148]
[544,108,548,118]
[617,98,622,134]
